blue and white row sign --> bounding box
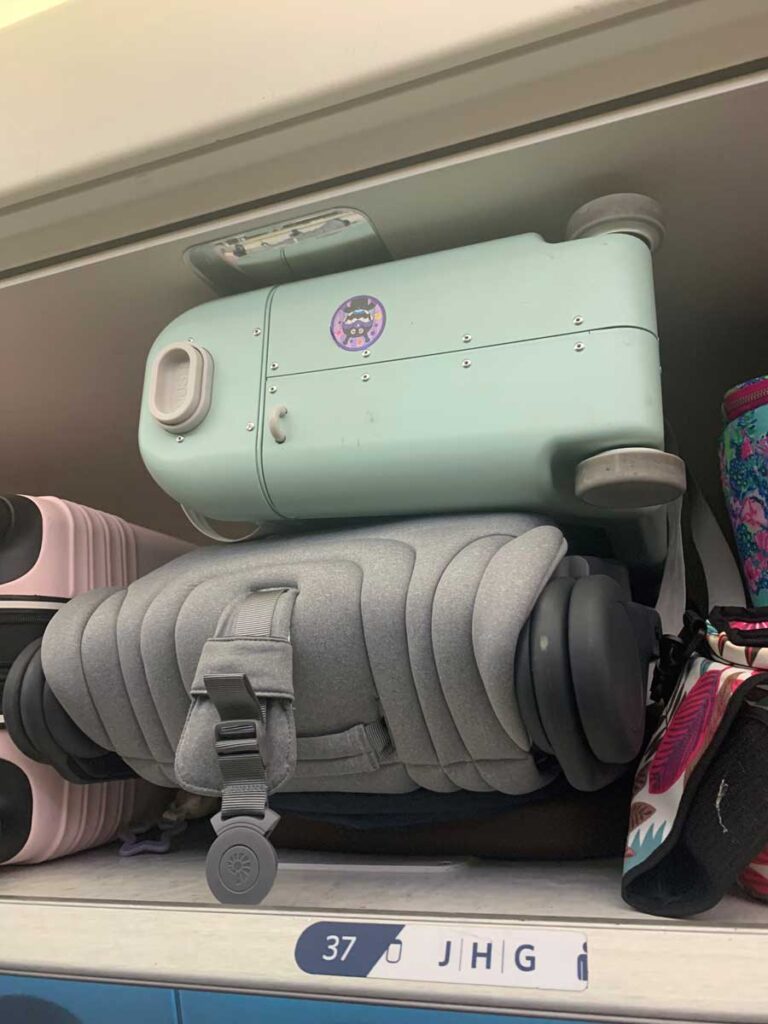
[296,923,588,991]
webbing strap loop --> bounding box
[205,672,272,823]
[196,590,298,907]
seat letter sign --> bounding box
[296,922,588,991]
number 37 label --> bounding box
[295,922,588,991]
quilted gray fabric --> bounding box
[41,514,567,796]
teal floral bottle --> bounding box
[721,375,768,605]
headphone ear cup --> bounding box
[568,575,653,765]
[16,640,67,769]
[20,647,90,784]
[515,617,554,754]
[11,641,93,782]
[530,576,623,791]
[42,683,105,762]
[3,635,133,784]
[30,646,122,781]
[2,638,45,762]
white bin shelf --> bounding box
[1,838,766,1022]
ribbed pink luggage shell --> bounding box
[0,495,191,598]
[0,731,166,865]
[0,496,191,864]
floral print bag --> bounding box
[623,607,768,917]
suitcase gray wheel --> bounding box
[206,817,279,905]
[565,193,665,252]
[575,448,686,509]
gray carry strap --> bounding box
[658,427,745,630]
[296,720,391,761]
[688,474,746,608]
[654,498,686,635]
[293,719,393,778]
[201,587,297,906]
[655,477,745,635]
[205,673,268,819]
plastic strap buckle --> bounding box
[650,612,706,705]
[214,717,263,762]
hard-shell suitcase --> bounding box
[139,194,685,560]
[0,494,192,864]
[0,730,165,865]
[37,513,660,902]
[0,494,192,678]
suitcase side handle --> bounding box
[268,405,288,444]
[148,341,213,434]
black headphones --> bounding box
[517,573,660,790]
[3,638,133,784]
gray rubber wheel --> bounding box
[566,194,665,252]
[206,824,278,905]
[575,448,686,509]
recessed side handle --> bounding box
[148,341,214,434]
[268,405,288,444]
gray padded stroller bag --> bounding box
[41,514,659,903]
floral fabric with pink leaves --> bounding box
[624,612,768,895]
[721,378,768,604]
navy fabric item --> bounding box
[271,773,566,829]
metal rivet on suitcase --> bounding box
[462,359,471,368]
[361,374,370,381]
[462,334,472,342]
[206,821,279,905]
[253,328,262,336]
[573,316,584,325]
[246,422,255,432]
[268,386,277,394]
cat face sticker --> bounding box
[330,295,386,351]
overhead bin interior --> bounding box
[2,69,767,538]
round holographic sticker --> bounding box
[330,295,386,352]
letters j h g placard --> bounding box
[295,922,588,991]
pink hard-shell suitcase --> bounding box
[0,494,192,865]
[0,732,168,864]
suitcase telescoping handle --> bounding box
[268,405,288,444]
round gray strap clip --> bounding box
[206,810,280,905]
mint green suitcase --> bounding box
[139,195,684,560]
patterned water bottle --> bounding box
[721,375,768,604]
